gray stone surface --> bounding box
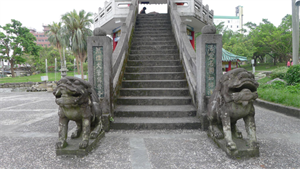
[196,25,223,129]
[201,25,217,34]
[266,78,287,84]
[87,33,113,117]
[1,92,300,168]
[93,28,106,36]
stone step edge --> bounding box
[120,88,189,90]
[131,41,176,43]
[124,72,184,74]
[126,66,182,68]
[117,96,192,99]
[112,117,200,123]
[131,45,177,47]
[130,49,178,51]
[122,79,187,82]
[114,105,196,112]
[129,54,179,56]
[127,60,180,62]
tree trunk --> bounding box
[76,56,80,74]
[58,47,63,68]
[10,60,15,78]
[80,58,84,80]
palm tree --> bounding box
[62,10,93,79]
[46,22,65,68]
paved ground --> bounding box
[0,92,300,169]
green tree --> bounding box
[46,22,65,68]
[0,19,40,77]
[215,21,225,34]
[246,18,292,65]
[62,9,93,79]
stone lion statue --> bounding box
[207,68,259,150]
[53,77,103,149]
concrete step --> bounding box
[133,34,174,38]
[130,49,178,55]
[125,66,183,72]
[134,25,172,32]
[135,21,171,24]
[124,72,185,80]
[131,45,177,51]
[116,96,192,105]
[131,41,176,46]
[129,54,179,60]
[110,117,201,130]
[134,31,173,35]
[120,88,189,96]
[135,22,171,26]
[114,105,196,117]
[127,60,181,66]
[122,80,187,88]
[137,14,169,18]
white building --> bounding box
[213,5,243,33]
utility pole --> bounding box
[292,0,299,65]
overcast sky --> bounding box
[0,0,294,32]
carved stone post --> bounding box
[196,25,222,130]
[87,28,113,132]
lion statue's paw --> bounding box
[79,140,89,149]
[226,141,237,151]
[56,141,68,149]
[90,131,99,139]
[233,130,243,139]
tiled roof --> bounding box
[222,48,247,62]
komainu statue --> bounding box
[207,68,259,156]
[53,77,103,149]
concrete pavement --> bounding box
[0,92,300,168]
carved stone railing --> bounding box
[194,0,214,25]
[169,1,197,105]
[94,0,132,28]
[111,0,138,108]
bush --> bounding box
[48,66,55,72]
[286,64,300,85]
[270,66,288,79]
[259,80,286,90]
[83,62,88,72]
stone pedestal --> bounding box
[56,131,105,157]
[208,132,259,159]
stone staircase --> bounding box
[111,14,200,130]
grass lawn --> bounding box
[257,77,300,108]
[240,62,286,72]
[0,72,88,83]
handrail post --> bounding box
[196,25,222,130]
[88,28,113,132]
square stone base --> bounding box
[208,133,259,159]
[56,130,105,157]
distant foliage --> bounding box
[286,65,300,85]
[259,80,286,90]
[284,84,300,94]
[270,66,288,79]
